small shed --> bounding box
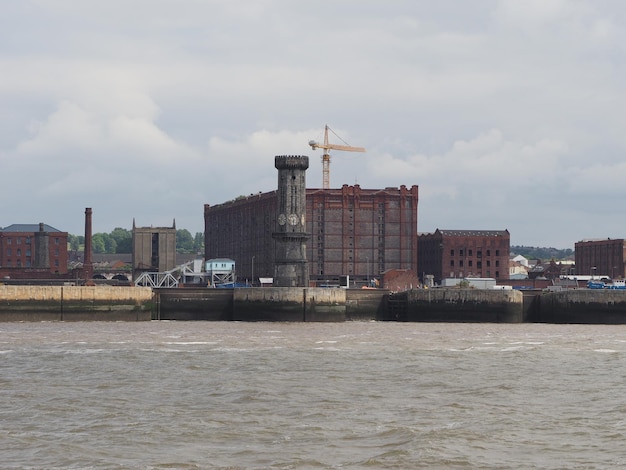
[206,258,236,287]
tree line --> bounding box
[68,228,204,254]
[510,245,574,262]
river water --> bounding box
[2,321,626,469]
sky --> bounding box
[2,0,626,249]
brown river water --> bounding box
[1,321,626,469]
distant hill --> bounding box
[511,245,574,262]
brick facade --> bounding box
[0,224,69,277]
[418,229,510,285]
[575,238,626,279]
[204,184,419,286]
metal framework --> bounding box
[134,271,180,288]
[134,260,199,288]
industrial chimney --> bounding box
[84,208,93,281]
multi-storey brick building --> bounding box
[204,184,419,286]
[575,238,626,279]
[418,229,510,285]
[0,223,69,277]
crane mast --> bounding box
[308,125,365,189]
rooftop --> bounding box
[1,224,63,233]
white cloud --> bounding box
[2,0,626,247]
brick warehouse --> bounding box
[418,229,510,285]
[0,223,69,278]
[575,238,626,279]
[204,184,419,286]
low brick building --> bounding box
[0,223,69,278]
[418,229,510,285]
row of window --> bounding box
[450,259,500,268]
[451,249,500,257]
[3,237,61,245]
[3,259,60,268]
[450,271,500,278]
[5,249,60,257]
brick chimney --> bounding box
[84,208,93,281]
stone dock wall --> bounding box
[0,285,154,321]
[396,288,525,323]
[155,287,522,322]
[3,285,626,323]
[155,288,233,321]
[531,289,626,324]
[154,287,390,322]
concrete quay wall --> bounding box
[155,288,233,321]
[5,285,626,324]
[0,285,154,321]
[233,287,347,322]
[401,288,525,323]
[533,290,626,324]
[155,288,388,321]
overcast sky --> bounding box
[2,1,626,248]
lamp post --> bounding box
[251,255,255,287]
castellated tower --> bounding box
[272,155,310,287]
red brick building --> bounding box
[418,229,510,285]
[204,184,419,286]
[0,223,69,278]
[575,238,626,279]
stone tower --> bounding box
[33,223,50,269]
[272,155,310,287]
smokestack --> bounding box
[84,208,93,281]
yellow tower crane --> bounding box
[308,124,366,189]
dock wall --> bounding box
[532,290,626,324]
[155,288,233,321]
[400,288,525,323]
[0,285,154,321]
[233,287,348,322]
[3,285,626,324]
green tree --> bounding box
[92,233,106,254]
[68,234,83,251]
[110,227,132,253]
[176,229,194,253]
[193,232,204,254]
[91,232,117,254]
[104,234,117,254]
